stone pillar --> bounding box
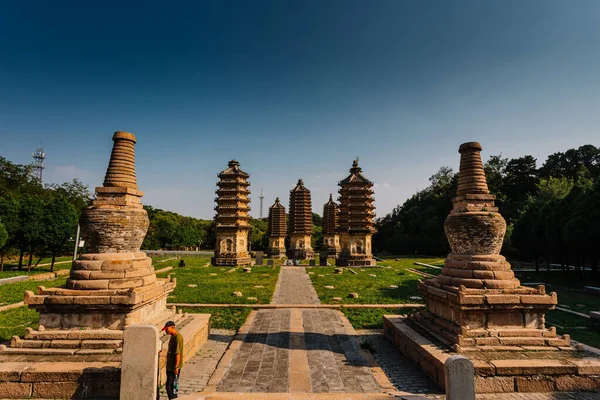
[444,355,475,400]
[120,324,160,400]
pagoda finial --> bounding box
[350,158,361,174]
[456,142,490,197]
[329,193,333,201]
[103,131,138,189]
[298,178,304,186]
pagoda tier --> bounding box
[267,197,287,258]
[336,159,377,267]
[287,179,314,260]
[212,160,252,266]
[322,194,341,258]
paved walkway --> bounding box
[272,266,320,304]
[216,267,384,393]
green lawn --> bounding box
[341,307,422,330]
[0,261,72,279]
[546,310,600,349]
[0,306,39,343]
[157,259,279,304]
[0,278,68,306]
[309,257,443,304]
[182,307,252,330]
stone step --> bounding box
[179,393,396,399]
[11,336,123,350]
[23,328,123,341]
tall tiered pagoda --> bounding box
[322,194,340,258]
[336,159,376,266]
[287,179,314,259]
[267,197,287,258]
[212,160,252,266]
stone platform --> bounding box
[383,315,600,394]
[0,311,210,399]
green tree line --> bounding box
[0,157,91,271]
[373,144,600,281]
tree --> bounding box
[0,219,7,255]
[0,196,20,270]
[46,179,92,215]
[43,195,77,271]
[15,195,45,271]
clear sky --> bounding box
[1,1,599,219]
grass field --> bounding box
[308,257,443,304]
[0,307,40,342]
[155,257,280,304]
[0,277,68,306]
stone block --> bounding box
[32,382,83,398]
[472,360,494,376]
[487,312,523,328]
[101,259,134,271]
[124,267,154,278]
[0,382,32,398]
[444,355,475,400]
[515,376,555,392]
[498,329,542,337]
[121,325,160,400]
[499,337,546,346]
[81,339,122,349]
[0,362,31,381]
[485,294,520,304]
[475,337,500,346]
[520,293,557,305]
[571,358,600,375]
[45,296,75,305]
[555,375,600,391]
[474,376,514,393]
[21,362,120,382]
[67,279,110,290]
[108,278,144,289]
[50,339,82,349]
[491,359,578,375]
[89,270,127,279]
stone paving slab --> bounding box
[272,267,320,304]
[159,329,236,399]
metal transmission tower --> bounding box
[259,189,264,218]
[32,147,46,182]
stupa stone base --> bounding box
[324,246,340,259]
[0,311,211,399]
[384,315,600,394]
[336,249,377,266]
[211,254,252,266]
[286,248,315,260]
[416,278,570,349]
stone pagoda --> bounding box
[0,132,210,398]
[413,142,570,349]
[212,160,252,266]
[383,142,600,395]
[267,197,287,258]
[336,159,376,266]
[287,179,314,260]
[322,194,340,258]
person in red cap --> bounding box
[162,321,183,399]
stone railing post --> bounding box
[120,324,161,400]
[444,355,475,400]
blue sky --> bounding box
[1,1,599,219]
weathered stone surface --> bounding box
[121,325,160,400]
[515,376,555,392]
[491,359,577,375]
[32,382,83,398]
[0,382,32,398]
[555,375,600,391]
[474,376,514,393]
[444,355,475,400]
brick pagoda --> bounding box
[267,197,287,258]
[287,179,314,260]
[212,160,252,266]
[322,194,340,258]
[336,159,376,266]
[384,142,599,394]
[0,132,210,399]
